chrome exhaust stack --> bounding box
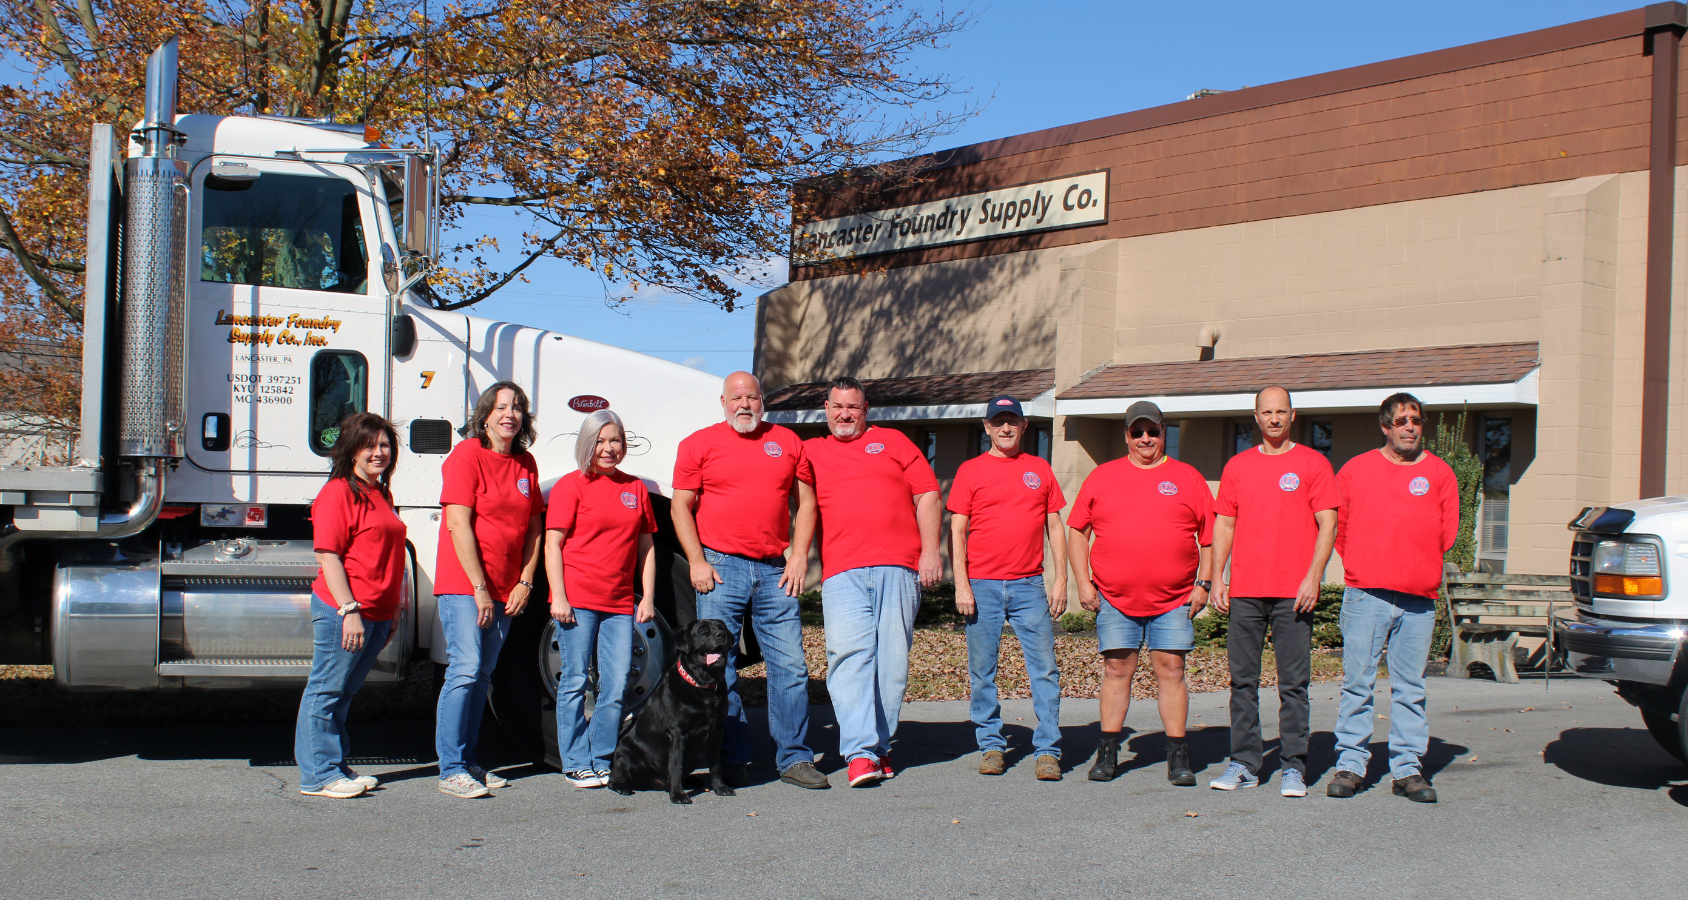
[120,36,187,462]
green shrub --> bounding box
[1058,611,1095,633]
[1194,584,1348,652]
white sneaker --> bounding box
[468,765,508,789]
[1280,769,1308,797]
[438,773,490,798]
[344,771,379,791]
[564,769,608,788]
[301,777,365,798]
[1208,761,1260,790]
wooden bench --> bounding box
[1446,573,1572,684]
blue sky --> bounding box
[462,0,1636,377]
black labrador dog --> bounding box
[608,618,735,804]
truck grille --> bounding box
[1570,531,1594,612]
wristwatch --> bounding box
[1193,580,1212,591]
[336,599,361,617]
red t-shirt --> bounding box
[672,421,802,559]
[795,426,940,581]
[1335,449,1460,599]
[946,451,1067,581]
[1069,457,1214,616]
[547,469,658,614]
[434,439,544,606]
[1215,443,1340,598]
[311,477,408,621]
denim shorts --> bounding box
[1095,600,1195,652]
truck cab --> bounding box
[1557,498,1688,762]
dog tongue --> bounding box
[704,653,722,665]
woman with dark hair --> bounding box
[546,408,657,787]
[295,412,406,798]
[434,381,545,798]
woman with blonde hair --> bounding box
[546,408,657,787]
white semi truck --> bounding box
[1557,500,1688,763]
[0,39,718,766]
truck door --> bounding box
[180,158,390,502]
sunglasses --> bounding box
[1388,416,1426,428]
[1129,426,1162,439]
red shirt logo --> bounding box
[517,477,531,497]
[619,491,638,509]
[1157,481,1178,496]
[865,443,885,454]
[1408,476,1430,496]
[1023,471,1041,489]
[1279,472,1300,492]
[763,441,783,458]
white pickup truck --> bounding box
[1557,500,1688,762]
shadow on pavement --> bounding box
[1545,727,1687,804]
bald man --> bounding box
[1207,386,1338,797]
[672,372,827,790]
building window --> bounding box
[1164,424,1180,460]
[1227,420,1254,459]
[1307,420,1333,458]
[1479,417,1512,566]
[1034,425,1052,461]
[924,429,937,464]
[977,426,991,456]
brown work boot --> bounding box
[1327,769,1364,798]
[978,750,1006,776]
[1392,774,1438,803]
[1035,754,1062,781]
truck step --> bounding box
[157,658,311,677]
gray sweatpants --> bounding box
[1227,596,1313,775]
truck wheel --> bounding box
[1640,700,1686,764]
[487,599,674,770]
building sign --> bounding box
[791,170,1109,265]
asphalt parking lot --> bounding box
[1,675,1682,900]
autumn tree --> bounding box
[0,0,972,457]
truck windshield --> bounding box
[201,172,369,294]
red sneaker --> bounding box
[847,757,883,787]
[878,755,895,779]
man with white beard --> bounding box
[672,371,827,789]
[792,377,942,788]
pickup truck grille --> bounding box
[1570,532,1595,612]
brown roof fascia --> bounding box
[767,368,1056,411]
[800,7,1649,218]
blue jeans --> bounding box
[555,607,633,771]
[966,576,1061,758]
[295,601,393,791]
[435,594,511,779]
[822,566,920,762]
[699,548,813,772]
[1334,585,1437,780]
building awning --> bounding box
[765,368,1055,424]
[1056,342,1540,417]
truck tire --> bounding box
[1640,698,1686,764]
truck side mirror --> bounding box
[403,155,433,259]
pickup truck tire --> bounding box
[1639,696,1687,764]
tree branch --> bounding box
[0,205,81,322]
[428,228,568,310]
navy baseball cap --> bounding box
[984,395,1025,419]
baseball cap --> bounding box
[1124,400,1164,427]
[984,395,1025,419]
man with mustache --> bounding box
[793,377,942,787]
[1326,392,1458,804]
[672,371,828,790]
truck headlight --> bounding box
[1592,539,1665,597]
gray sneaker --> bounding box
[779,761,831,789]
[1209,761,1260,790]
[1280,768,1308,797]
[468,765,508,789]
[437,773,490,798]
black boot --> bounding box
[1166,740,1195,786]
[1088,733,1121,782]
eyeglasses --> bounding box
[1129,426,1162,439]
[1388,416,1425,428]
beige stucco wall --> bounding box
[759,165,1688,584]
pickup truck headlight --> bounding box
[1592,539,1666,598]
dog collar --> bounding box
[677,658,704,688]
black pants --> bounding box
[1227,596,1313,775]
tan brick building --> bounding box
[755,4,1688,586]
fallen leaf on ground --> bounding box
[1184,811,1199,817]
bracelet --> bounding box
[473,583,490,593]
[517,580,533,590]
[337,599,361,617]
